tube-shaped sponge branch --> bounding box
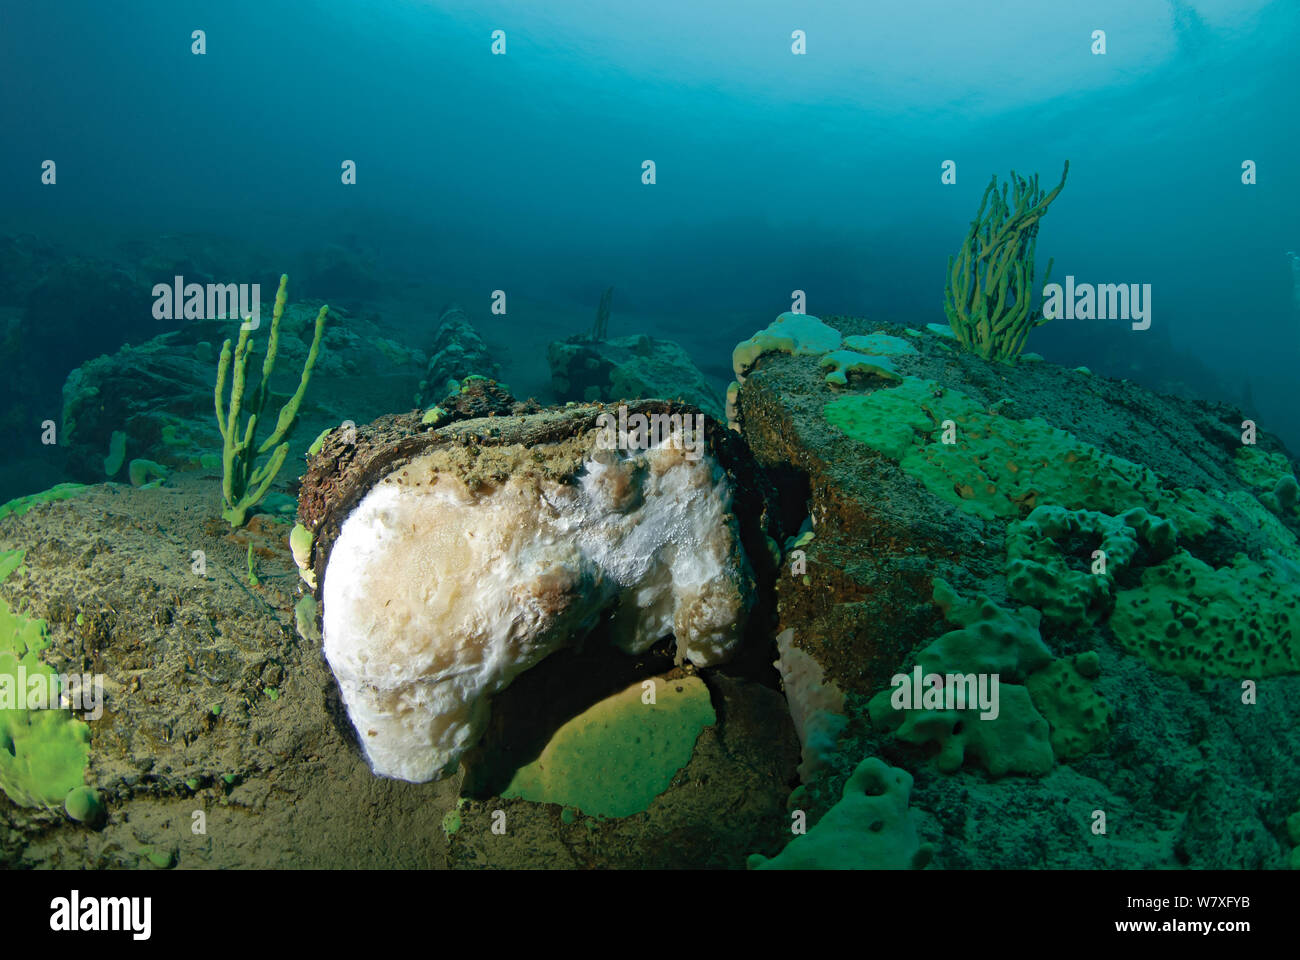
[214,274,327,528]
[944,162,1068,362]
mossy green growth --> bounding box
[246,543,259,587]
[442,808,462,836]
[502,677,715,818]
[1110,549,1300,678]
[824,378,979,461]
[1025,654,1112,760]
[0,550,91,808]
[0,484,88,522]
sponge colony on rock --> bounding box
[501,676,715,818]
[825,376,1211,533]
[732,313,842,383]
[1004,504,1177,625]
[1024,653,1112,761]
[729,314,919,428]
[1110,549,1300,678]
[321,431,753,783]
[747,756,931,870]
[866,579,1074,778]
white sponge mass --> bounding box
[321,431,752,783]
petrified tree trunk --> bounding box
[295,387,779,782]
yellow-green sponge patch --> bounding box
[0,550,92,808]
[502,676,715,818]
[0,484,89,522]
[732,313,842,382]
[826,377,1215,533]
[818,350,901,387]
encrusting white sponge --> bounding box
[321,432,752,782]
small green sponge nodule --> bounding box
[501,677,715,818]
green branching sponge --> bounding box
[214,274,327,528]
[944,162,1068,362]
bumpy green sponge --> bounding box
[868,579,1055,777]
[501,677,715,818]
[919,578,1053,679]
[1235,448,1300,517]
[0,550,92,808]
[1110,549,1300,678]
[1025,653,1112,760]
[871,683,1054,777]
[1005,505,1177,625]
[747,756,931,870]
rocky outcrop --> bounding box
[415,305,500,408]
[547,334,724,419]
[60,303,426,488]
